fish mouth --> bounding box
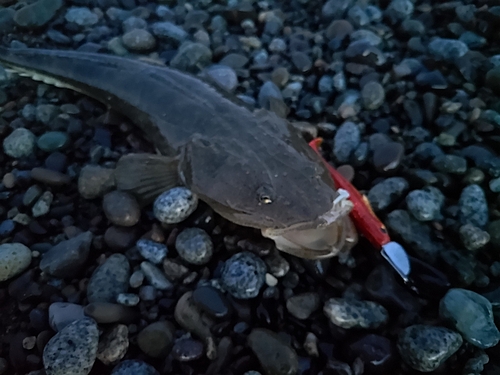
[261,189,357,259]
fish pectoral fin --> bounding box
[114,153,179,206]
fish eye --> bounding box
[257,185,274,204]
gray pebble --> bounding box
[40,232,93,278]
[221,252,267,299]
[459,184,489,229]
[129,270,144,288]
[324,298,389,329]
[258,81,283,109]
[103,191,141,227]
[428,38,469,61]
[460,224,490,252]
[406,187,443,221]
[3,128,36,158]
[65,7,99,26]
[286,292,320,320]
[136,239,168,264]
[333,121,360,163]
[170,42,213,72]
[386,0,414,22]
[140,261,173,290]
[139,285,156,301]
[111,360,159,375]
[398,325,462,372]
[122,16,146,33]
[23,185,43,207]
[116,293,140,306]
[151,21,188,43]
[205,65,238,92]
[367,177,409,212]
[153,187,198,224]
[0,243,32,282]
[78,165,115,199]
[175,228,213,265]
[97,324,129,366]
[87,254,130,303]
[264,251,289,278]
[137,321,175,358]
[84,302,137,324]
[32,191,53,217]
[43,318,99,375]
[362,81,385,110]
[122,29,156,52]
[48,302,85,332]
[432,154,467,174]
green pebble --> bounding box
[36,131,69,152]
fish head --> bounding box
[180,133,357,259]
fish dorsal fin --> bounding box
[114,153,179,206]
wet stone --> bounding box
[43,318,99,375]
[87,254,130,303]
[84,302,138,324]
[137,321,175,358]
[372,141,405,174]
[258,81,283,110]
[428,38,469,61]
[122,29,156,52]
[248,328,298,375]
[39,231,93,278]
[105,226,138,251]
[36,131,69,152]
[111,360,159,375]
[116,293,139,306]
[348,334,395,374]
[460,224,490,252]
[136,239,167,265]
[205,65,238,92]
[458,184,489,229]
[31,168,71,186]
[398,325,462,372]
[153,187,198,224]
[32,191,53,218]
[78,165,115,200]
[361,81,385,110]
[221,251,267,299]
[151,21,188,43]
[14,0,62,28]
[440,288,500,349]
[129,270,144,288]
[333,121,361,163]
[291,51,312,72]
[48,302,85,332]
[140,261,173,290]
[103,191,141,227]
[323,298,389,329]
[432,154,467,174]
[65,7,99,27]
[96,324,129,366]
[170,42,213,73]
[406,187,444,221]
[192,285,231,319]
[0,243,32,282]
[175,228,213,265]
[172,338,204,362]
[3,128,36,158]
[367,177,409,212]
[286,292,320,320]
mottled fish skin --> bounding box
[0,47,340,231]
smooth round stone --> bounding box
[286,292,320,320]
[248,328,298,375]
[0,219,15,236]
[432,154,467,174]
[170,42,213,72]
[84,302,137,324]
[362,81,385,110]
[122,16,147,33]
[139,286,156,301]
[151,21,188,43]
[31,168,71,186]
[428,38,468,61]
[333,121,360,163]
[440,288,500,349]
[87,254,130,303]
[258,81,283,109]
[140,261,173,290]
[14,0,62,28]
[397,325,462,372]
[0,243,32,282]
[172,338,204,362]
[103,191,141,227]
[39,231,93,278]
[3,128,36,158]
[65,7,98,26]
[137,321,175,358]
[406,187,443,221]
[263,251,289,278]
[192,285,231,319]
[36,131,69,152]
[372,141,405,174]
[205,65,238,92]
[122,29,156,51]
[458,184,489,229]
[45,152,68,172]
[459,224,490,251]
[291,51,312,72]
[136,239,168,264]
[48,302,85,332]
[323,298,389,329]
[43,318,99,375]
[347,334,395,374]
[129,270,144,288]
[111,360,159,375]
[221,252,267,299]
[96,324,129,365]
[105,226,138,251]
[367,177,409,212]
[78,165,115,200]
[175,228,213,265]
[153,187,198,224]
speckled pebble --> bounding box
[140,261,173,290]
[32,191,53,218]
[459,224,490,251]
[3,128,36,158]
[97,324,129,366]
[153,187,198,224]
[333,121,361,163]
[175,228,213,265]
[406,187,443,221]
[323,298,389,329]
[440,288,500,349]
[0,243,32,282]
[136,239,168,264]
[221,252,267,299]
[458,184,489,229]
[111,360,159,375]
[43,318,99,375]
[87,254,130,303]
[397,325,462,372]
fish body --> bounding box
[0,47,357,258]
